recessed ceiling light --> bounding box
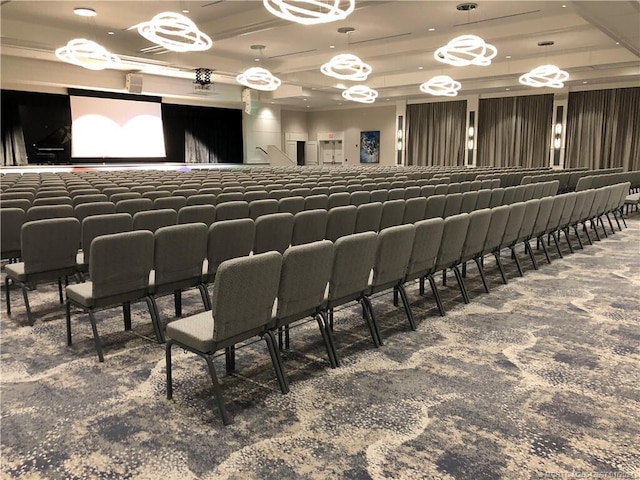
[108,31,115,35]
[583,81,588,84]
[182,9,190,13]
[562,4,566,7]
[306,105,310,108]
[74,7,96,17]
[329,45,335,49]
[506,88,510,91]
[254,58,260,62]
[418,66,424,70]
[615,42,620,45]
[506,55,512,59]
[428,28,436,32]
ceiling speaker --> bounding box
[242,88,259,115]
[125,73,143,94]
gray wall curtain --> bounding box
[477,94,553,168]
[565,87,640,171]
[406,100,466,166]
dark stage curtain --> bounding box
[565,87,640,171]
[1,91,29,166]
[406,100,467,166]
[477,94,553,168]
[162,104,243,164]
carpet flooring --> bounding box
[1,216,639,479]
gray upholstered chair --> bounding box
[459,209,492,294]
[540,195,568,258]
[460,191,479,214]
[1,199,30,211]
[292,209,328,246]
[165,251,285,425]
[475,189,492,209]
[254,213,294,254]
[149,223,209,334]
[529,197,555,265]
[133,209,178,233]
[178,205,216,226]
[278,196,305,215]
[153,196,187,211]
[404,217,445,315]
[499,202,527,276]
[243,190,269,203]
[366,224,417,335]
[443,193,463,218]
[272,241,337,367]
[420,185,436,198]
[186,194,216,207]
[502,186,518,205]
[556,192,578,253]
[74,202,116,224]
[5,218,81,324]
[432,213,470,312]
[325,205,357,242]
[66,230,159,362]
[510,199,541,272]
[33,196,73,207]
[1,207,26,261]
[249,199,279,220]
[350,191,370,207]
[26,204,74,221]
[424,195,446,219]
[304,194,329,211]
[204,218,255,284]
[214,200,249,221]
[402,197,427,225]
[72,194,108,207]
[110,192,142,203]
[116,198,153,216]
[488,188,505,208]
[387,188,405,201]
[143,191,171,201]
[267,189,290,201]
[370,189,388,203]
[355,202,382,233]
[78,213,133,273]
[323,232,381,347]
[404,186,421,199]
[379,199,405,230]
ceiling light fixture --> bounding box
[435,34,497,66]
[135,12,212,52]
[342,85,378,104]
[74,7,96,17]
[55,38,120,70]
[519,64,569,88]
[419,75,462,97]
[236,67,281,91]
[321,53,372,81]
[263,0,355,25]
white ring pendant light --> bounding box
[136,12,212,52]
[263,0,355,25]
[519,64,569,89]
[342,85,378,104]
[434,34,497,67]
[419,75,462,97]
[321,53,372,81]
[236,67,282,91]
[55,38,120,70]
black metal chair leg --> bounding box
[5,276,11,315]
[563,228,574,253]
[284,325,290,350]
[473,257,490,293]
[197,284,211,311]
[329,308,334,331]
[166,340,174,399]
[66,300,72,345]
[583,223,593,245]
[510,247,524,277]
[393,288,399,306]
[538,236,552,264]
[573,226,584,249]
[605,213,615,235]
[591,219,601,241]
[58,277,64,304]
[174,290,182,317]
[225,346,236,374]
[315,314,338,368]
[360,297,382,347]
[442,268,447,286]
[419,277,425,295]
[619,208,627,228]
[203,355,231,425]
[88,310,104,362]
[598,217,608,238]
[264,330,289,394]
[462,261,467,278]
[396,285,416,331]
[146,296,164,343]
[551,231,564,258]
[524,241,538,270]
[612,211,622,231]
[427,274,446,316]
[21,284,34,326]
[278,326,284,351]
[123,301,132,330]
[452,265,469,304]
[493,251,508,284]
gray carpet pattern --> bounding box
[1,217,639,479]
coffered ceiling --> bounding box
[1,0,638,109]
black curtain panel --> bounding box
[565,87,640,171]
[162,104,243,164]
[405,100,467,166]
[477,94,553,168]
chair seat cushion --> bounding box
[5,263,26,282]
[166,311,215,353]
[66,282,95,308]
[624,193,640,204]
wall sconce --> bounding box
[467,111,476,165]
[397,128,403,151]
[553,123,562,149]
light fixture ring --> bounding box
[321,53,372,81]
[263,0,355,25]
[419,75,462,97]
[434,34,497,67]
[136,12,212,52]
[519,64,569,89]
[342,85,378,104]
[236,66,282,91]
[55,38,120,70]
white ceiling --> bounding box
[1,0,639,109]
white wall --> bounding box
[243,105,282,164]
[306,106,396,166]
[281,110,308,147]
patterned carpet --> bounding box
[1,216,639,480]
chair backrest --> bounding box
[267,189,290,200]
[402,197,427,224]
[327,232,377,305]
[292,209,328,245]
[443,193,463,218]
[278,196,305,215]
[517,199,540,242]
[1,199,30,211]
[249,199,279,220]
[110,192,142,203]
[173,188,198,198]
[81,213,133,264]
[72,194,108,207]
[558,192,578,228]
[489,188,505,208]
[22,218,80,274]
[215,200,249,221]
[74,202,116,224]
[370,189,388,203]
[216,192,244,204]
[387,188,405,201]
[153,196,187,211]
[291,188,311,198]
[276,240,334,322]
[143,191,171,201]
[532,183,546,199]
[501,202,527,247]
[379,199,405,230]
[420,185,436,198]
[116,198,153,216]
[133,209,177,233]
[1,207,26,258]
[545,194,568,233]
[254,213,294,254]
[328,192,351,209]
[186,194,216,207]
[153,223,207,289]
[206,218,255,277]
[371,224,416,289]
[304,194,329,211]
[354,202,382,233]
[211,252,282,342]
[325,205,357,242]
[424,194,446,219]
[90,230,154,299]
[475,189,492,210]
[404,186,421,199]
[435,213,470,270]
[531,196,555,238]
[502,186,518,205]
[350,191,370,207]
[178,205,216,226]
[243,190,268,203]
[26,204,74,221]
[33,196,73,207]
[460,209,492,262]
[406,217,445,281]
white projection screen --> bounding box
[70,95,166,158]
